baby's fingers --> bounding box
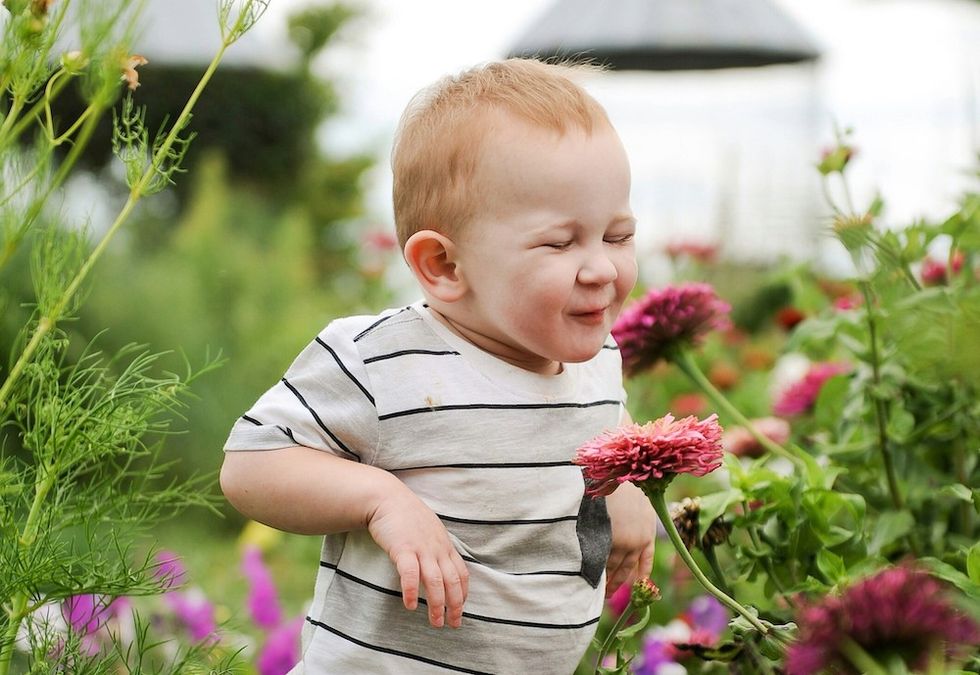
[443,556,468,629]
[393,550,421,611]
[420,556,447,628]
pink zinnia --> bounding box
[772,362,849,417]
[574,414,724,496]
[613,283,731,377]
[786,565,980,674]
[242,544,283,630]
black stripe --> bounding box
[314,337,375,405]
[363,349,460,364]
[458,556,580,576]
[241,414,262,426]
[304,617,492,675]
[280,378,361,461]
[378,399,620,421]
[276,425,297,444]
[438,513,577,525]
[601,344,619,350]
[392,460,574,471]
[319,562,599,629]
[352,307,411,342]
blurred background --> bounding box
[3,0,977,662]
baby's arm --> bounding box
[603,409,656,597]
[220,446,469,628]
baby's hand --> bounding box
[604,482,656,597]
[367,484,469,628]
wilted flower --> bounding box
[773,362,850,417]
[669,497,701,551]
[575,414,723,497]
[786,565,980,674]
[243,544,283,630]
[121,54,148,91]
[613,283,731,376]
[723,417,791,459]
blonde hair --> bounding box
[391,58,610,247]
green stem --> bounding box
[671,349,807,468]
[0,467,58,675]
[839,637,888,675]
[702,545,733,597]
[857,282,904,513]
[0,39,231,414]
[594,606,632,673]
[742,502,797,609]
[647,489,770,636]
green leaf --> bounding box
[919,557,980,603]
[616,606,651,640]
[967,543,980,585]
[868,510,914,555]
[939,484,974,503]
[816,549,847,585]
[697,489,744,538]
[886,405,915,442]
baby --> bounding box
[220,58,655,673]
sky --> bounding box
[246,0,980,276]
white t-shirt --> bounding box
[224,302,626,674]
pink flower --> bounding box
[772,362,849,417]
[722,417,791,458]
[607,582,632,617]
[613,283,731,377]
[574,414,724,496]
[362,230,398,252]
[786,565,980,674]
[153,549,187,589]
[164,589,218,643]
[257,616,305,675]
[242,544,283,630]
[664,240,718,264]
[920,252,963,286]
[833,294,862,311]
[60,595,128,656]
[668,392,707,417]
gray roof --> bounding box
[508,0,821,71]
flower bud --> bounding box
[630,577,662,609]
[670,497,701,551]
[60,50,89,74]
[817,145,855,175]
[832,213,873,254]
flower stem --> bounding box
[594,606,632,673]
[702,546,732,597]
[646,489,770,636]
[839,636,888,675]
[671,349,807,468]
[857,282,904,513]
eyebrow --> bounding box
[539,215,637,233]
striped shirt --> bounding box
[223,301,626,674]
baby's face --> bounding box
[451,116,637,374]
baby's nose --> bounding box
[578,252,618,285]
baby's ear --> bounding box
[403,230,466,302]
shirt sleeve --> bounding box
[222,317,380,465]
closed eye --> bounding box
[543,241,573,250]
[604,234,634,245]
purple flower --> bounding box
[242,544,283,630]
[772,362,849,417]
[786,565,980,674]
[257,616,305,675]
[60,595,128,656]
[574,414,724,496]
[152,549,187,589]
[683,595,728,641]
[631,637,675,674]
[164,589,218,643]
[612,283,731,377]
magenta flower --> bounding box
[772,362,850,417]
[613,283,731,376]
[574,414,724,497]
[242,544,283,630]
[607,582,632,617]
[61,595,128,656]
[164,589,218,643]
[257,616,305,675]
[786,565,980,674]
[152,549,187,589]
